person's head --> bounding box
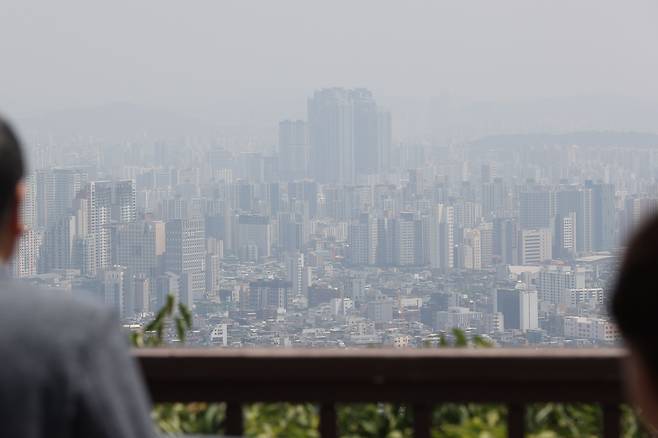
[0,118,25,263]
[612,214,658,428]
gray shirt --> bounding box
[0,279,154,438]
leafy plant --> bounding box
[245,403,319,438]
[525,403,601,438]
[338,403,413,438]
[153,402,224,435]
[433,404,505,438]
[130,294,193,347]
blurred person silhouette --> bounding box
[612,214,658,431]
[0,117,154,437]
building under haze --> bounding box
[496,288,538,332]
[165,217,206,303]
[308,88,391,185]
[278,120,309,181]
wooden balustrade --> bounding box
[136,348,627,438]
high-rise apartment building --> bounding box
[393,212,419,266]
[493,217,518,265]
[87,181,113,275]
[429,204,454,270]
[42,215,76,271]
[285,252,310,301]
[21,173,36,229]
[115,219,165,281]
[205,253,221,296]
[348,213,378,266]
[586,181,616,251]
[165,217,206,302]
[101,266,129,319]
[112,180,137,223]
[236,214,271,260]
[377,109,392,174]
[520,190,555,229]
[308,88,391,184]
[478,222,493,268]
[496,288,538,332]
[35,167,88,229]
[308,88,355,185]
[482,177,506,219]
[278,120,309,181]
[554,212,576,259]
[461,228,482,270]
[11,229,43,278]
[556,188,592,254]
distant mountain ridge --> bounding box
[466,131,658,150]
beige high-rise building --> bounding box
[519,228,552,265]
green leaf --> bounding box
[452,328,468,347]
[178,302,193,328]
[175,317,186,342]
[473,335,493,348]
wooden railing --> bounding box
[135,348,628,438]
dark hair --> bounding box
[611,214,658,373]
[0,118,25,225]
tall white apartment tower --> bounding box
[429,204,454,270]
[165,217,206,302]
[88,181,113,275]
[112,180,137,223]
[285,252,309,300]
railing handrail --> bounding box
[136,348,627,403]
[136,347,627,359]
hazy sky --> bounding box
[2,0,658,117]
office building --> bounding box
[519,228,552,265]
[236,214,271,259]
[115,219,165,280]
[496,288,539,332]
[248,280,293,311]
[520,190,555,229]
[538,265,586,305]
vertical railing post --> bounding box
[413,403,431,438]
[602,403,621,438]
[320,403,338,438]
[507,404,525,438]
[225,402,244,436]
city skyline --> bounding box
[6,85,645,348]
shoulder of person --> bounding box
[0,280,121,353]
